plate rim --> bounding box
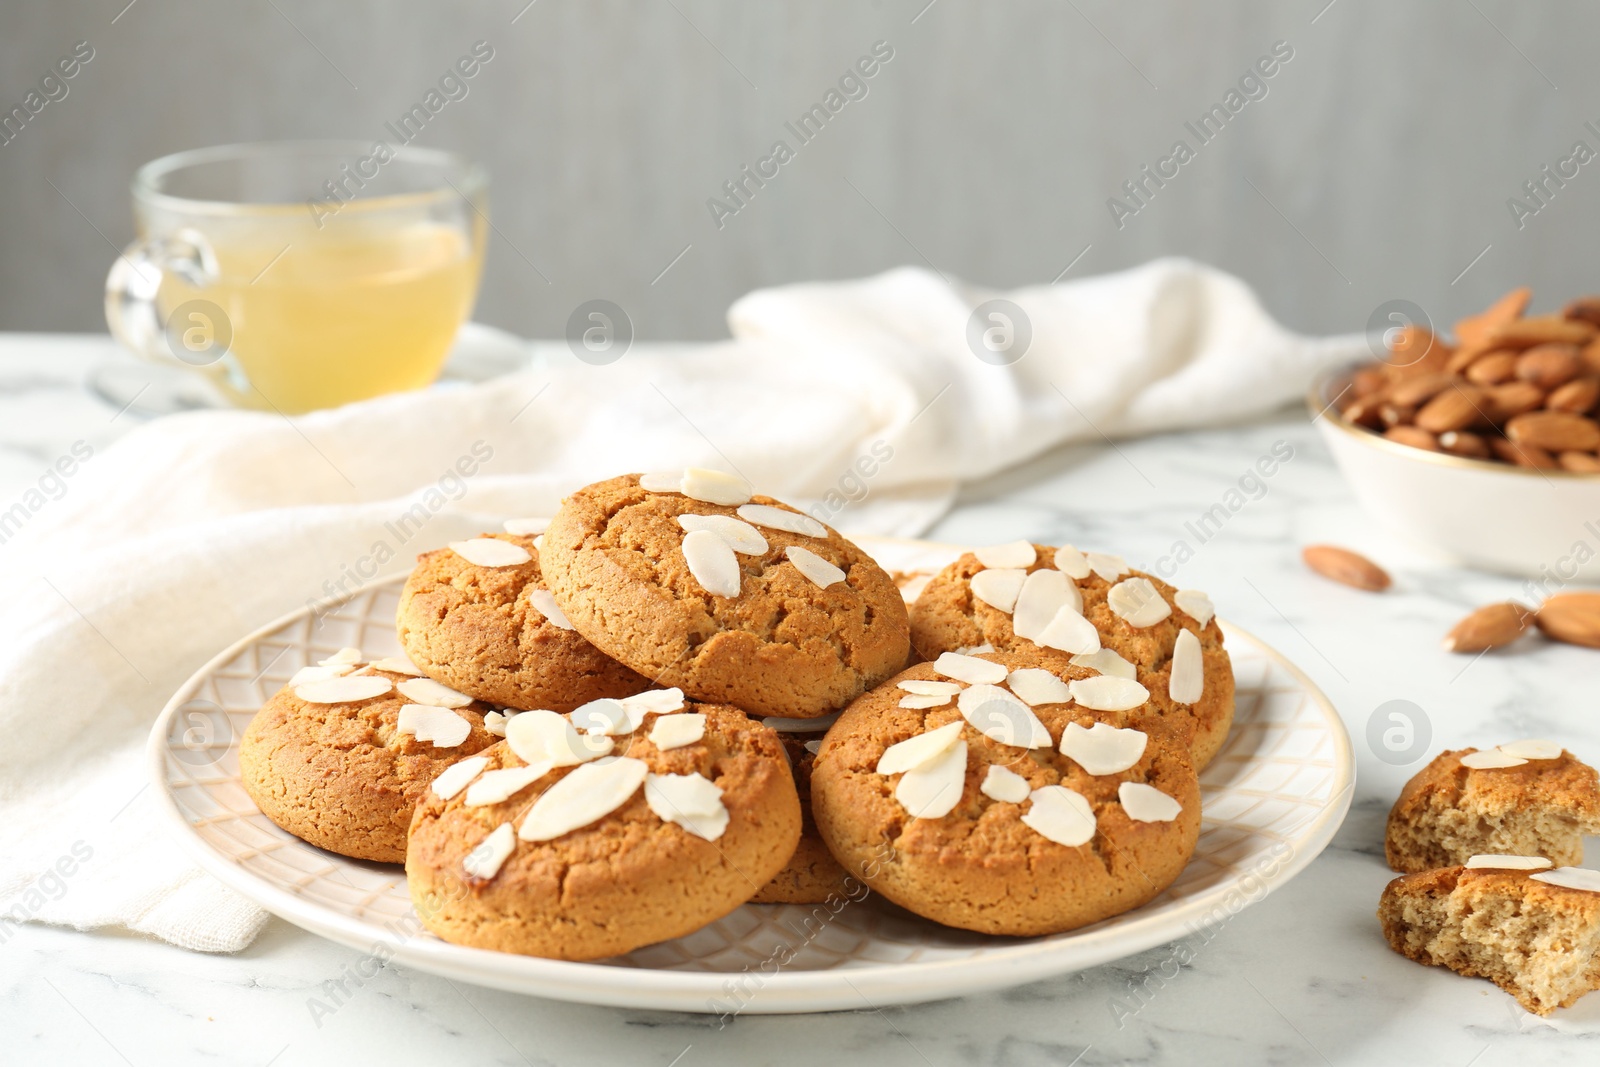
[147,554,1354,1014]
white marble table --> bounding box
[4,334,1598,1066]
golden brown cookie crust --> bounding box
[810,650,1201,937]
[1385,747,1600,872]
[750,731,854,905]
[396,532,650,712]
[540,475,910,719]
[909,545,1233,769]
[240,669,496,863]
[406,702,801,960]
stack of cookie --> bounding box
[1379,744,1600,1014]
[240,470,1233,960]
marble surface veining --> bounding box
[3,336,1599,1066]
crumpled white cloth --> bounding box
[0,258,1364,952]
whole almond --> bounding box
[1454,286,1531,348]
[1415,384,1487,433]
[1491,436,1558,468]
[1389,372,1458,407]
[1546,377,1600,414]
[1515,344,1581,389]
[1505,410,1600,452]
[1484,381,1547,420]
[1302,545,1391,592]
[1489,315,1597,349]
[1536,592,1600,648]
[1563,296,1600,327]
[1446,345,1493,375]
[1581,336,1600,376]
[1465,351,1519,385]
[1351,366,1391,398]
[1443,602,1534,653]
[1380,402,1416,428]
[1386,325,1451,374]
[1385,425,1439,451]
[1342,397,1386,429]
[1438,430,1491,458]
[1558,450,1600,472]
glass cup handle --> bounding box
[104,228,222,366]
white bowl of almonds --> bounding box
[1311,287,1600,581]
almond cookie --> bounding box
[1385,743,1600,872]
[396,530,650,712]
[406,691,801,960]
[240,651,496,862]
[810,649,1201,936]
[908,542,1233,769]
[1380,861,1600,1015]
[540,471,910,719]
[750,714,853,905]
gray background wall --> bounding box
[0,0,1593,342]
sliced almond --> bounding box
[899,694,953,709]
[1068,675,1150,711]
[367,656,425,677]
[979,764,1031,803]
[1529,867,1600,893]
[483,710,512,736]
[1172,589,1215,627]
[680,467,752,506]
[877,720,965,775]
[683,528,742,597]
[1168,629,1204,704]
[735,503,826,538]
[974,541,1037,569]
[570,698,640,736]
[1059,721,1147,774]
[620,688,687,714]
[645,772,729,840]
[956,684,1053,748]
[518,757,649,841]
[1107,577,1172,628]
[294,675,392,704]
[449,538,532,568]
[1005,668,1072,707]
[1053,544,1091,579]
[1464,854,1551,870]
[396,704,471,748]
[527,588,575,630]
[1036,605,1101,655]
[289,663,354,687]
[648,713,706,750]
[397,677,473,709]
[786,545,846,589]
[1118,782,1182,823]
[431,755,489,800]
[505,708,614,766]
[462,823,516,880]
[1085,552,1128,582]
[678,514,768,555]
[1302,545,1391,592]
[1499,739,1562,760]
[638,470,684,493]
[897,680,962,697]
[895,739,967,819]
[1442,602,1533,653]
[465,762,553,806]
[970,568,1028,612]
[1013,569,1082,641]
[1536,591,1600,648]
[932,652,1007,685]
[1068,649,1137,680]
[1460,749,1527,770]
[1021,785,1096,846]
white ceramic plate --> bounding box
[148,537,1354,1014]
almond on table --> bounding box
[1536,593,1600,649]
[1302,545,1391,592]
[1442,602,1534,654]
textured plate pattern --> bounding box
[150,537,1353,1013]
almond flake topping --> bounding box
[1060,721,1148,774]
[1085,552,1128,582]
[971,568,1028,613]
[519,757,649,842]
[897,680,963,697]
[1465,854,1552,870]
[1068,676,1150,711]
[1036,605,1102,655]
[1460,749,1528,770]
[431,756,489,800]
[1012,569,1082,641]
[1053,545,1091,579]
[466,762,554,806]
[932,652,1007,685]
[645,772,729,840]
[502,516,550,536]
[1173,589,1215,627]
[1005,668,1072,707]
[484,710,513,736]
[974,541,1037,569]
[980,764,1031,803]
[294,675,392,704]
[736,503,826,539]
[289,663,354,687]
[1499,739,1562,760]
[505,708,614,766]
[397,677,474,709]
[449,538,532,568]
[620,688,687,715]
[896,739,967,819]
[570,698,640,736]
[1169,629,1204,704]
[1021,785,1096,846]
[1107,577,1172,628]
[320,647,363,666]
[877,720,966,775]
[1119,782,1182,822]
[649,713,706,750]
[681,467,753,506]
[958,684,1053,748]
[396,704,472,748]
[682,528,742,597]
[527,589,574,630]
[804,739,823,755]
[533,534,545,551]
[678,514,768,555]
[899,694,954,709]
[786,545,846,589]
[1069,649,1137,679]
[368,656,425,677]
[638,470,684,493]
[1530,867,1600,893]
[956,643,995,655]
[463,822,516,880]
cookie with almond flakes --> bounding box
[909,542,1233,769]
[539,471,910,719]
[396,531,651,712]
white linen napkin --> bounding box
[0,258,1364,952]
